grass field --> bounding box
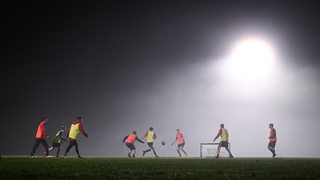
[1,156,320,179]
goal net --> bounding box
[200,143,231,158]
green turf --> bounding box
[1,156,320,179]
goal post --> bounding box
[200,142,231,158]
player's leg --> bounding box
[143,143,152,156]
[40,139,49,157]
[180,144,187,156]
[225,147,233,158]
[273,142,276,157]
[131,144,136,158]
[222,142,233,158]
[125,143,132,157]
[132,149,136,158]
[31,139,41,157]
[63,140,75,157]
[151,145,158,158]
[48,143,54,151]
[176,144,182,157]
[56,145,61,157]
[74,140,81,158]
[268,142,276,157]
[46,143,55,156]
[216,142,222,158]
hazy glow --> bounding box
[225,37,276,82]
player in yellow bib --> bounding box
[142,127,158,157]
[213,124,234,158]
[62,116,88,158]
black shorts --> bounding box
[177,143,185,148]
[219,141,229,148]
[52,143,61,148]
[268,142,276,148]
[147,142,154,148]
[126,142,136,150]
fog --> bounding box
[73,50,320,158]
[4,4,320,158]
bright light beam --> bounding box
[224,36,276,82]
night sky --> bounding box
[3,1,320,157]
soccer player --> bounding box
[142,127,159,157]
[62,116,88,158]
[31,117,49,158]
[123,131,144,158]
[47,126,67,157]
[213,124,234,158]
[171,129,188,157]
[268,123,277,157]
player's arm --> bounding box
[123,135,128,143]
[213,129,222,142]
[79,123,89,138]
[153,133,157,139]
[136,137,144,143]
[66,128,70,139]
[171,135,177,145]
[171,140,177,145]
[141,132,148,139]
[42,122,49,137]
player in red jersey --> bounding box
[268,123,277,157]
[31,117,49,158]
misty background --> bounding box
[2,1,320,157]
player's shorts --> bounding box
[147,142,154,148]
[125,142,136,150]
[219,141,229,148]
[177,143,185,148]
[52,143,61,148]
[268,141,276,148]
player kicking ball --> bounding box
[142,127,159,158]
[171,129,188,157]
[213,124,234,158]
[123,131,144,158]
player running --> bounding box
[213,124,234,158]
[171,129,188,157]
[31,117,49,158]
[62,116,88,158]
[268,123,277,157]
[47,126,67,157]
[142,127,159,157]
[123,131,144,158]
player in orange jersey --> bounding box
[123,131,144,158]
[171,129,188,157]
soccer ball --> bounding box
[161,141,166,145]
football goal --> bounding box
[200,142,231,158]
